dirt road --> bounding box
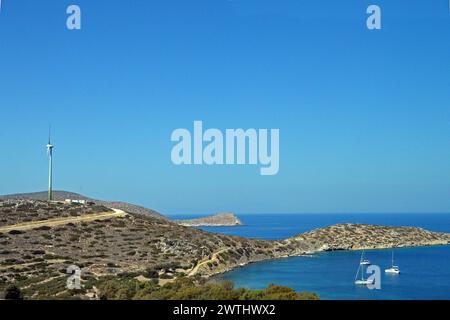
[188,248,229,276]
[0,208,127,233]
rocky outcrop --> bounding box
[289,223,450,251]
[177,213,243,226]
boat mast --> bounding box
[392,251,394,268]
[355,251,365,281]
[355,254,361,281]
[361,251,365,280]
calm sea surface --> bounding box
[169,213,450,300]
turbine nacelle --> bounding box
[46,144,54,155]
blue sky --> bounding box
[0,0,449,214]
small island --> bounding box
[177,213,243,227]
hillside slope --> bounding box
[0,191,166,221]
[0,198,449,298]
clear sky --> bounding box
[0,0,449,214]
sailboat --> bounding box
[355,251,374,285]
[360,250,371,265]
[385,251,400,274]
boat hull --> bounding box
[385,268,400,274]
[354,279,374,285]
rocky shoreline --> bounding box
[191,223,450,277]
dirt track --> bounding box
[188,248,229,276]
[0,208,127,233]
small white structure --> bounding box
[65,199,87,205]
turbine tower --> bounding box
[46,127,54,201]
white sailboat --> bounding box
[355,251,374,285]
[385,251,400,274]
[360,250,371,265]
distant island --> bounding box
[177,213,243,227]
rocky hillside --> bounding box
[0,199,112,227]
[0,199,294,298]
[0,198,449,298]
[177,213,243,226]
[0,191,167,221]
[288,223,450,251]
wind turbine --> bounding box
[46,126,54,201]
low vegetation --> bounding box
[97,276,318,300]
[0,275,318,300]
[1,196,449,300]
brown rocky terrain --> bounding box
[0,199,290,298]
[289,223,450,251]
[0,195,449,298]
[0,199,113,227]
[0,191,166,221]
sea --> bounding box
[168,213,450,300]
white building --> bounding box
[65,199,87,205]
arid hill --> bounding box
[289,223,450,251]
[0,198,449,299]
[0,191,166,221]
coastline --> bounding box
[2,198,450,300]
[196,242,450,280]
[216,244,450,300]
[187,223,450,278]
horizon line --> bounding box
[1,190,449,216]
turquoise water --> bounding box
[170,213,450,300]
